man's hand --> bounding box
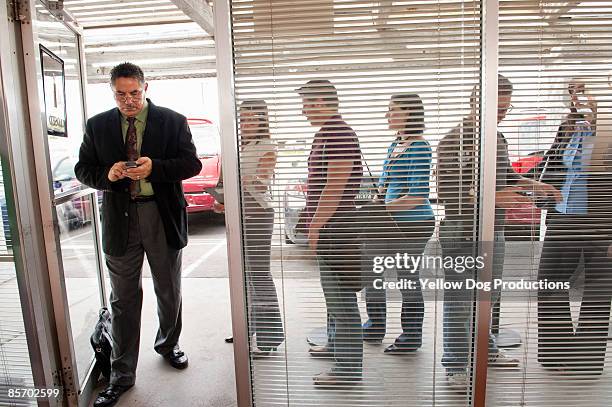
[308,226,320,251]
[495,187,534,210]
[108,161,127,182]
[124,157,153,181]
[533,181,562,203]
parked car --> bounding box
[502,110,560,239]
[52,156,87,231]
[183,118,222,214]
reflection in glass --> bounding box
[57,194,101,384]
[36,4,85,197]
[40,45,67,138]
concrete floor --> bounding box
[86,275,612,407]
[81,224,612,407]
[90,278,237,407]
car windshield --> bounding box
[53,157,76,182]
[190,124,220,157]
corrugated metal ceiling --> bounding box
[59,0,216,82]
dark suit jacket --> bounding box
[75,99,203,256]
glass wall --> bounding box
[0,161,35,407]
[55,193,102,385]
[231,0,484,404]
[28,0,105,394]
[223,0,612,405]
[489,1,612,405]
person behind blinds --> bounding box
[361,93,435,353]
[297,79,364,387]
[238,100,284,356]
[436,74,561,392]
[537,79,612,374]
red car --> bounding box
[183,118,222,213]
[502,111,563,240]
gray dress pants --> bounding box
[105,200,183,386]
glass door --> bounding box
[19,1,107,404]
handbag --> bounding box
[357,139,415,241]
[90,307,113,379]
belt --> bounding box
[130,195,155,203]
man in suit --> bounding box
[75,62,202,407]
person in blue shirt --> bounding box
[537,81,612,374]
[362,93,435,353]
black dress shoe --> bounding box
[93,384,133,407]
[164,348,189,369]
[384,343,420,354]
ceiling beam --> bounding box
[82,16,191,30]
[85,45,215,66]
[84,26,212,46]
[170,0,214,37]
[88,60,216,82]
[87,71,216,83]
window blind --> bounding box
[230,0,486,405]
[491,1,612,406]
[0,159,36,407]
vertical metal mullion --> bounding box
[215,0,253,406]
[89,191,108,305]
[0,0,65,405]
[473,0,499,405]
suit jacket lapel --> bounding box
[107,108,126,159]
[141,99,163,158]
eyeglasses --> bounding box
[113,90,143,103]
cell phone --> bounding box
[125,161,138,169]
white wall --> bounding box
[86,77,219,124]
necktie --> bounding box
[126,117,141,198]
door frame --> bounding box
[16,0,107,404]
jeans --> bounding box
[362,220,434,347]
[440,220,505,373]
[319,256,363,376]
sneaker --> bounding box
[251,346,278,359]
[489,350,520,368]
[446,372,468,393]
[313,370,362,388]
